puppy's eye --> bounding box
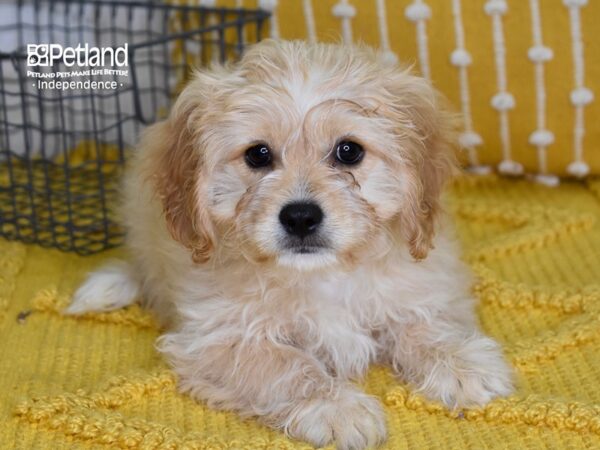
[335,141,364,165]
[245,144,272,168]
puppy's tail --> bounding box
[65,260,140,315]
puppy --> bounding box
[68,40,513,450]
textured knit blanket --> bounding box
[2,175,600,449]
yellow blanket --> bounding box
[2,175,600,449]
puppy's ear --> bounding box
[141,75,216,263]
[383,70,458,260]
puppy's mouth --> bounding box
[276,235,336,270]
[281,236,331,255]
[290,246,323,255]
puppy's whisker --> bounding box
[319,148,335,164]
[341,170,361,190]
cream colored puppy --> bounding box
[68,40,513,450]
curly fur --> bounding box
[68,40,514,450]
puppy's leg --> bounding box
[65,261,140,314]
[159,326,386,450]
[384,316,513,409]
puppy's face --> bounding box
[209,101,396,270]
[150,41,456,270]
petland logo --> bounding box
[27,43,128,67]
[27,43,129,90]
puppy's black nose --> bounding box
[279,202,323,238]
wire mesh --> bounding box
[0,0,268,254]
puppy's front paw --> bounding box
[418,336,514,409]
[285,388,386,450]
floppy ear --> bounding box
[141,77,215,263]
[383,71,459,260]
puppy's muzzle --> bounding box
[279,202,323,238]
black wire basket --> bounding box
[0,0,269,254]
